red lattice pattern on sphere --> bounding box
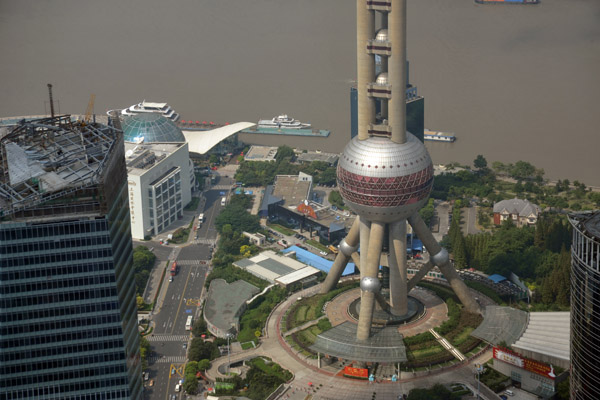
[337,164,433,207]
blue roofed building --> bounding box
[283,246,356,276]
[488,274,507,284]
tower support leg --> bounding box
[321,218,360,293]
[408,213,480,314]
[389,220,408,315]
[407,260,434,292]
[356,221,385,341]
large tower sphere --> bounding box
[337,134,433,222]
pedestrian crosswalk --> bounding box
[176,259,210,266]
[211,185,231,190]
[146,334,189,342]
[148,355,187,364]
[194,238,217,245]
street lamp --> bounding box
[475,363,484,399]
[226,333,232,375]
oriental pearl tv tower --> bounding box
[321,0,479,342]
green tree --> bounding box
[509,161,536,180]
[452,233,468,269]
[198,359,211,371]
[240,244,252,257]
[192,318,208,337]
[136,295,145,309]
[555,378,570,400]
[188,338,221,362]
[215,195,260,234]
[328,190,345,209]
[419,198,435,226]
[514,181,524,195]
[275,145,295,163]
[132,246,156,295]
[140,335,150,370]
[491,161,507,175]
[317,167,337,186]
[407,383,459,400]
[474,154,488,170]
[589,191,600,207]
[183,361,200,394]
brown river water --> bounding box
[1,0,599,184]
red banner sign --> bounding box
[344,366,369,379]
[493,347,555,380]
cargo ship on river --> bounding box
[242,114,329,137]
[424,129,456,143]
[475,0,539,4]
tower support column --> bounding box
[408,213,480,314]
[359,218,372,280]
[389,220,408,315]
[388,0,407,144]
[357,0,376,140]
[321,218,360,293]
[356,221,385,341]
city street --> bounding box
[141,171,233,399]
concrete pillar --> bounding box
[359,218,372,280]
[380,12,389,120]
[357,221,385,341]
[407,260,434,292]
[389,220,408,315]
[351,252,361,271]
[408,213,480,314]
[375,291,390,311]
[357,0,375,140]
[388,0,407,144]
[321,218,360,293]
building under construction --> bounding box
[0,115,142,399]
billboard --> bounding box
[343,366,369,379]
[493,347,556,380]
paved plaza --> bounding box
[205,284,500,400]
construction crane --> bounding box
[83,94,96,124]
[47,84,55,118]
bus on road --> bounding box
[185,316,193,331]
[170,262,178,277]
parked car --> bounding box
[319,251,328,256]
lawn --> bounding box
[306,239,329,252]
[286,282,358,330]
[269,224,295,236]
[184,197,200,211]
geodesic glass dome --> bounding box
[121,113,185,143]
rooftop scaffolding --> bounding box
[0,115,119,218]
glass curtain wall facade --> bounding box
[569,211,600,400]
[147,168,182,235]
[0,121,141,399]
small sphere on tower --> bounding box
[337,133,433,222]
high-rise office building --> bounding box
[569,211,600,399]
[0,116,142,399]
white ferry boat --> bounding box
[423,129,456,142]
[257,114,311,130]
[119,101,180,122]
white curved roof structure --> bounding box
[182,122,254,154]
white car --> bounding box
[319,251,327,256]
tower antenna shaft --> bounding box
[389,0,407,144]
